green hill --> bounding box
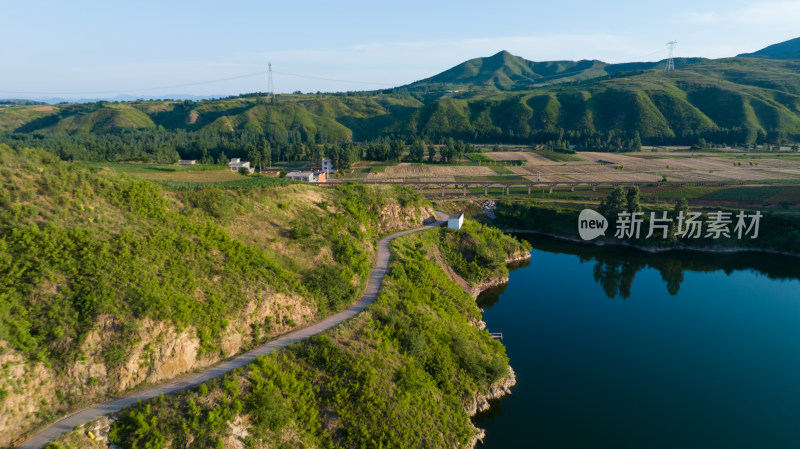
[386,57,800,143]
[401,50,705,91]
[3,43,800,148]
[738,36,800,60]
[0,144,433,444]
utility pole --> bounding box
[267,62,275,102]
[665,41,677,71]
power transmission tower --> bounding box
[665,41,677,71]
[267,62,275,102]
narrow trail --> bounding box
[18,212,448,449]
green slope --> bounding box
[3,52,800,145]
[402,50,706,91]
[0,145,433,444]
[738,36,800,60]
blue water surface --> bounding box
[475,236,800,449]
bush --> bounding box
[246,384,287,431]
[289,224,312,240]
[306,265,357,311]
[184,187,232,218]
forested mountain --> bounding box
[2,37,800,156]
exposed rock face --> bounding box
[505,252,531,264]
[374,204,436,233]
[470,277,510,298]
[463,367,517,416]
[0,293,315,446]
[0,345,59,448]
[463,367,517,449]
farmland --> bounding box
[345,150,800,185]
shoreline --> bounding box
[464,252,530,448]
[501,228,800,259]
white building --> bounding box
[321,158,335,174]
[177,160,197,165]
[228,158,252,173]
[448,213,464,230]
[286,170,326,183]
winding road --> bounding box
[18,212,448,449]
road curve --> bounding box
[18,212,448,449]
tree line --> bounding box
[0,130,480,168]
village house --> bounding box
[321,158,335,174]
[286,170,326,183]
[228,158,252,173]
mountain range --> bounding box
[401,50,705,91]
[3,37,800,145]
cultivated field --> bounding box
[483,151,800,183]
[132,170,244,183]
[367,163,499,180]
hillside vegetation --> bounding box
[3,48,800,150]
[0,145,433,445]
[738,36,800,60]
[402,50,705,91]
[48,223,529,449]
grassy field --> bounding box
[536,150,585,162]
[73,162,298,189]
[76,162,226,173]
[465,152,492,162]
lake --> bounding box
[475,235,800,448]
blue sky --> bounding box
[2,0,800,98]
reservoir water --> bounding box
[475,235,800,448]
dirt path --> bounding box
[18,213,448,449]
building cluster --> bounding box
[175,157,335,183]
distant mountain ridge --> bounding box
[0,99,46,106]
[738,37,800,60]
[3,37,800,145]
[402,50,706,91]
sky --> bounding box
[2,0,800,99]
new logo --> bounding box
[578,209,608,240]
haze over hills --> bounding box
[2,37,800,148]
[6,94,225,105]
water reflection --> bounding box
[513,234,800,299]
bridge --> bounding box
[323,178,756,195]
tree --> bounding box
[410,140,425,162]
[600,186,626,220]
[260,139,272,168]
[248,146,262,171]
[626,186,641,213]
[216,151,229,166]
[389,140,404,161]
[427,144,436,163]
[668,198,690,242]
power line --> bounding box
[0,67,400,96]
[0,71,268,95]
[271,70,398,86]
